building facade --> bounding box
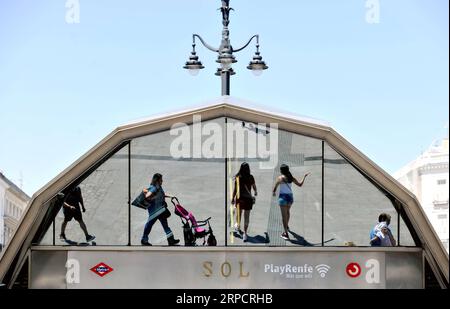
[394,137,449,252]
[0,173,30,252]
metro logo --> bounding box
[346,259,380,284]
[346,263,361,278]
[90,262,114,277]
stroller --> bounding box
[171,197,217,246]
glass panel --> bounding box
[38,193,73,246]
[131,117,225,246]
[39,220,54,245]
[38,197,59,246]
[324,143,397,246]
[44,145,129,245]
[226,118,323,246]
[399,215,417,246]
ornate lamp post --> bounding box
[183,0,268,96]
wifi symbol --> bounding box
[315,264,331,278]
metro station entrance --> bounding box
[1,101,448,289]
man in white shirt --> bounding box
[370,213,396,246]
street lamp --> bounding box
[183,43,204,76]
[183,0,268,96]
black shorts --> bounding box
[236,197,254,210]
[63,207,83,221]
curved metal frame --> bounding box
[193,34,219,53]
[234,35,259,53]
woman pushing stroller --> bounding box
[141,173,180,246]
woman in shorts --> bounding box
[272,164,309,240]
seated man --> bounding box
[370,213,396,246]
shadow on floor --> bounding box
[288,230,315,246]
[232,232,270,244]
[246,232,270,244]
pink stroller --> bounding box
[171,197,217,246]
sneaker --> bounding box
[141,240,152,246]
[243,233,248,242]
[281,232,289,240]
[233,223,243,236]
[86,235,96,242]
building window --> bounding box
[5,227,11,244]
[442,240,449,252]
[437,179,447,185]
[433,201,449,209]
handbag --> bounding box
[242,178,256,205]
[131,191,151,210]
[132,186,164,210]
[159,201,171,219]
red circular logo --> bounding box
[346,262,361,278]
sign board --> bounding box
[30,249,423,289]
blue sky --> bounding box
[0,0,448,196]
